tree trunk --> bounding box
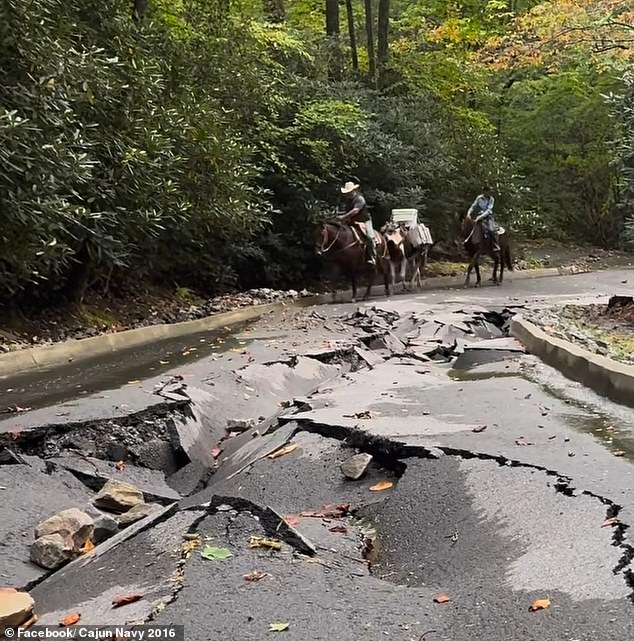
[132,0,148,21]
[377,0,389,86]
[326,0,342,81]
[263,0,285,23]
[364,0,376,82]
[345,0,359,74]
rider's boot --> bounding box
[366,236,376,264]
[492,231,500,252]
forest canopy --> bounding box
[0,0,632,301]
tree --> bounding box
[326,0,342,80]
[263,0,285,23]
[364,0,376,82]
[377,0,390,86]
[345,0,359,74]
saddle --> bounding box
[351,222,381,246]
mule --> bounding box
[462,216,513,287]
[383,222,432,292]
[315,221,391,302]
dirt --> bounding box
[0,242,630,355]
[526,301,634,366]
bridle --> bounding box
[318,224,342,255]
[318,223,359,255]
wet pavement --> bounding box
[2,267,634,640]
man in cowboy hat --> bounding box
[339,181,376,264]
[467,186,499,251]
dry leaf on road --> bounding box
[284,516,300,527]
[433,593,451,604]
[249,536,282,551]
[328,525,348,533]
[60,613,81,626]
[115,460,125,472]
[243,571,268,582]
[269,622,289,632]
[81,538,95,554]
[602,517,619,528]
[211,447,223,459]
[369,480,394,492]
[112,593,142,608]
[529,597,551,612]
[268,443,299,460]
[472,425,487,433]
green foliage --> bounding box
[0,0,629,305]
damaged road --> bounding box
[2,270,634,640]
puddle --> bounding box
[523,360,634,461]
[0,323,253,413]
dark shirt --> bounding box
[348,193,369,222]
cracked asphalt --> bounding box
[2,267,634,641]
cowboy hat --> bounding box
[340,181,359,194]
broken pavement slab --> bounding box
[52,453,181,504]
[0,455,94,587]
[31,508,200,625]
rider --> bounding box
[467,186,499,251]
[339,181,376,264]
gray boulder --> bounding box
[93,479,144,513]
[35,508,94,550]
[30,533,74,569]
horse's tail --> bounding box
[504,244,513,271]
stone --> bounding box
[30,533,74,569]
[341,453,373,480]
[35,508,94,550]
[0,589,35,627]
[83,505,119,542]
[226,418,256,433]
[117,503,162,528]
[93,479,144,513]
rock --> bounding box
[88,510,119,543]
[30,533,74,569]
[226,418,256,433]
[117,503,162,528]
[35,508,94,550]
[93,479,144,513]
[0,589,35,627]
[341,453,373,480]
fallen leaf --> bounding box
[269,622,289,632]
[159,360,170,365]
[8,431,21,440]
[529,597,551,612]
[249,536,282,551]
[112,593,143,608]
[243,570,268,582]
[614,450,626,457]
[200,546,233,560]
[602,517,619,528]
[127,380,141,385]
[328,525,347,533]
[115,460,125,472]
[60,613,81,626]
[515,437,532,446]
[472,425,487,433]
[211,447,223,459]
[369,480,394,492]
[81,538,95,554]
[284,515,300,527]
[434,593,451,604]
[300,503,351,519]
[268,443,299,460]
[343,410,377,419]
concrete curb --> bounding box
[511,315,634,409]
[0,301,283,379]
[0,265,589,380]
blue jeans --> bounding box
[365,220,376,261]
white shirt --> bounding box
[468,194,495,217]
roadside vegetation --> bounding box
[1,0,632,311]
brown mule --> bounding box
[462,217,513,287]
[316,221,391,302]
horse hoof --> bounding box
[475,282,481,288]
